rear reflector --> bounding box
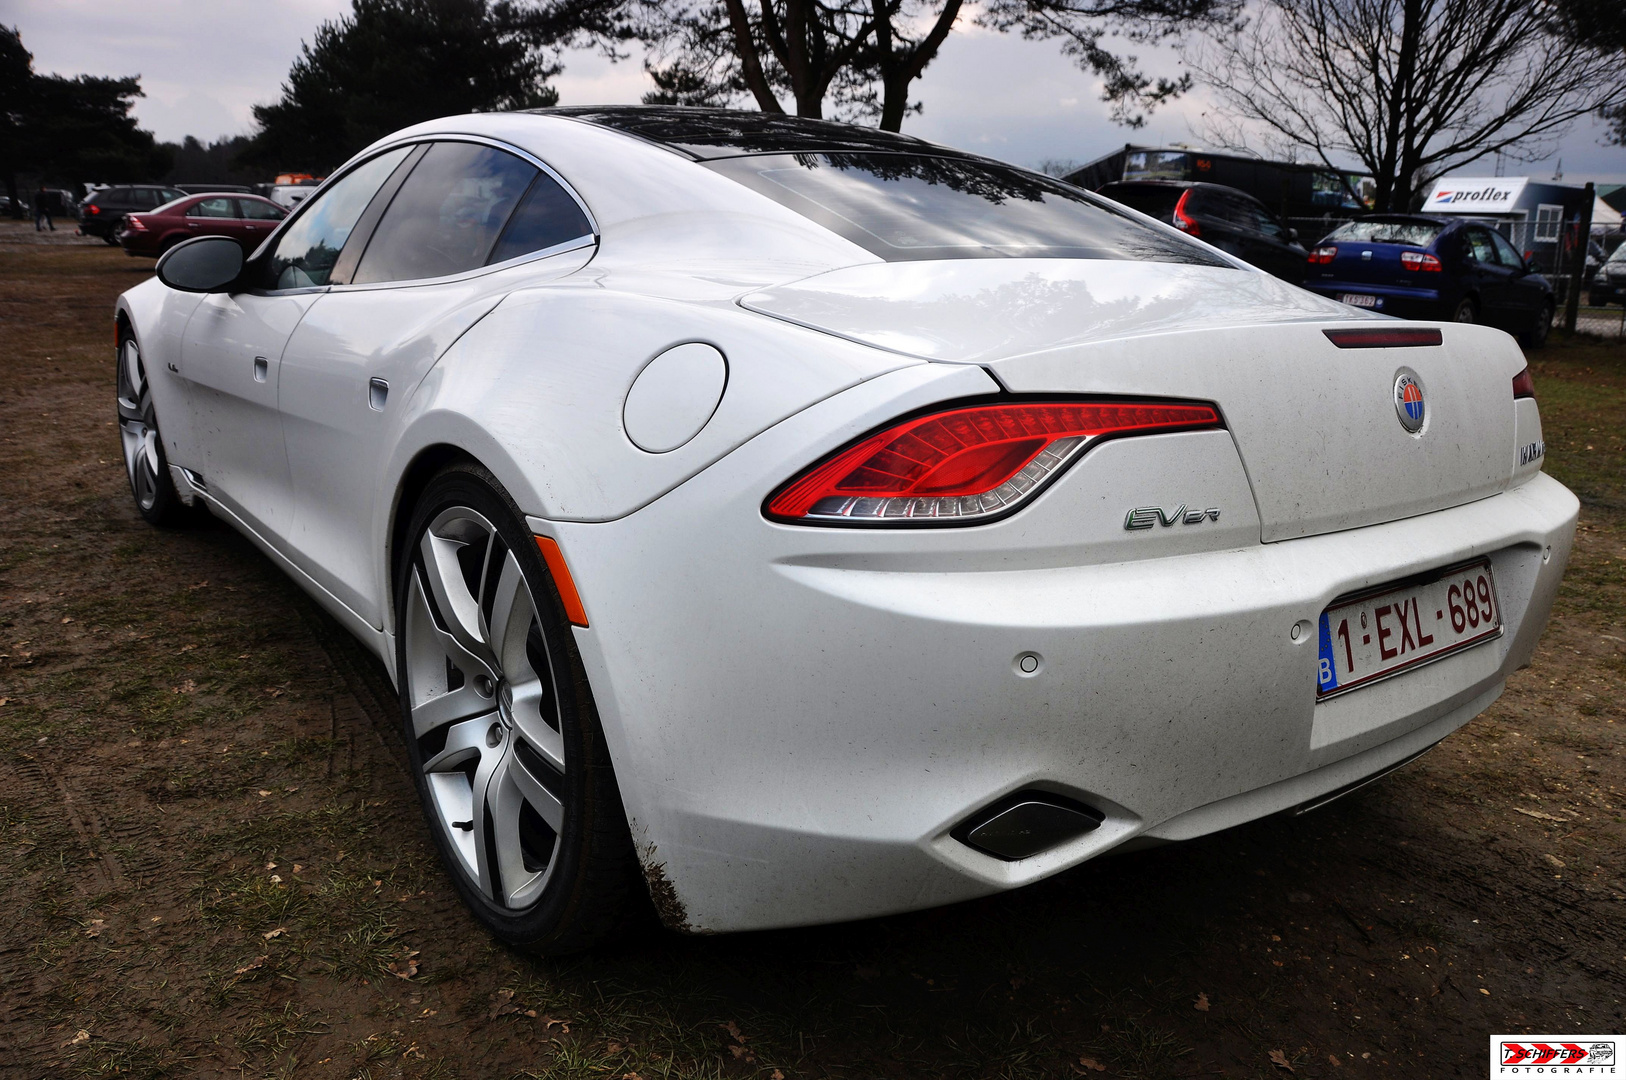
[1323,328,1443,349]
[765,400,1222,525]
[533,536,588,627]
[1511,367,1536,400]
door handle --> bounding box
[368,378,389,412]
[253,356,268,383]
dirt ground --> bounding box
[1,220,1622,1080]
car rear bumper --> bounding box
[1303,280,1448,319]
[544,372,1577,935]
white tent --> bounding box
[1592,196,1622,231]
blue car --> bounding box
[1303,215,1554,346]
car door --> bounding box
[1241,199,1306,284]
[1461,226,1517,328]
[1490,229,1543,324]
[235,197,285,253]
[276,139,596,627]
[175,147,415,544]
[183,196,238,244]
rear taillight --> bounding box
[765,400,1223,525]
[87,204,100,215]
[1400,251,1442,272]
[126,216,146,231]
[1511,367,1536,400]
[1308,245,1338,265]
[1171,190,1201,237]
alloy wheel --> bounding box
[115,338,164,512]
[403,506,566,911]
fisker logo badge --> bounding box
[1125,505,1221,530]
[1394,368,1426,433]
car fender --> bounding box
[115,277,209,467]
[371,282,922,670]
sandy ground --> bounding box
[1,220,1622,1079]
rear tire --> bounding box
[395,462,643,954]
[1520,301,1554,348]
[1451,297,1478,324]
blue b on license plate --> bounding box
[1316,559,1501,698]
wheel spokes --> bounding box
[419,527,494,667]
[407,505,567,912]
[485,550,532,673]
[404,570,499,736]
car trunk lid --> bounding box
[741,259,1523,542]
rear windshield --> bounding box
[1098,185,1184,220]
[706,153,1226,265]
[1325,220,1443,247]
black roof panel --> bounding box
[537,106,961,160]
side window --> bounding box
[487,171,592,265]
[262,147,412,290]
[1490,230,1524,268]
[351,142,537,284]
[1249,203,1286,240]
[187,197,235,218]
[131,189,159,209]
[1464,228,1496,264]
[239,199,285,221]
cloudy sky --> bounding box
[6,0,1622,182]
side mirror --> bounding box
[156,236,244,293]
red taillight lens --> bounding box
[126,216,146,231]
[1400,250,1441,272]
[1308,245,1338,265]
[766,401,1223,524]
[1511,367,1536,400]
[1171,190,1201,237]
[87,204,100,215]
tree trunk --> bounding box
[723,0,784,113]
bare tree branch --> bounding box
[1185,0,1626,210]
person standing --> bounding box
[34,184,55,231]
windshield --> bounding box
[1326,219,1443,247]
[706,153,1227,265]
[1609,245,1626,264]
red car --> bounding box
[116,193,287,257]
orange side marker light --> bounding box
[534,536,589,627]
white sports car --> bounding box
[115,107,1577,952]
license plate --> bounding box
[1338,293,1378,308]
[1317,559,1501,698]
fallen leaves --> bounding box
[1194,992,1210,1012]
[82,919,104,938]
[387,948,420,980]
[1269,1048,1295,1072]
[171,679,196,694]
[1077,1056,1107,1072]
[62,1030,90,1047]
[262,927,286,940]
[234,957,266,975]
[488,989,543,1021]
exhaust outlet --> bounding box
[953,791,1105,861]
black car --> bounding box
[78,185,187,243]
[1097,180,1308,284]
[1302,215,1555,345]
[1591,243,1626,307]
